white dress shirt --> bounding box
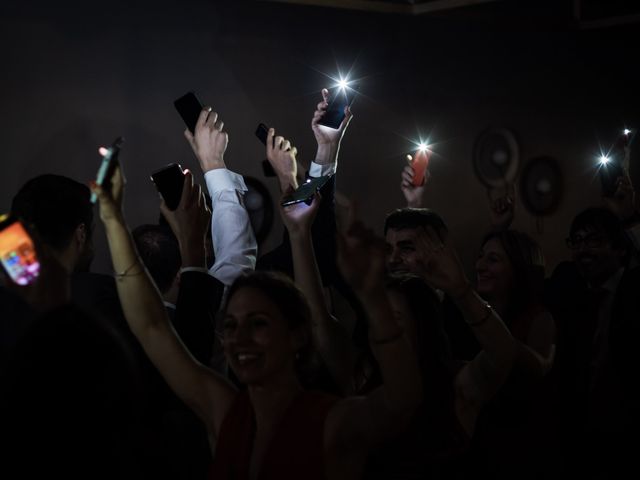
[204,168,257,286]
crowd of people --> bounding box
[1,87,638,479]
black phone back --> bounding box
[174,92,203,134]
[151,164,185,210]
[318,86,356,129]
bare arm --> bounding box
[281,192,356,394]
[515,309,556,378]
[327,221,423,450]
[411,227,517,434]
[91,164,236,439]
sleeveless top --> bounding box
[210,389,339,480]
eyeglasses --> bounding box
[565,234,608,250]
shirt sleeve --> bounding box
[308,161,336,178]
[204,168,257,286]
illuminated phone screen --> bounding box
[0,220,40,285]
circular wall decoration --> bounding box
[473,127,520,188]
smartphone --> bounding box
[151,163,185,210]
[90,137,124,204]
[174,91,203,134]
[411,149,431,187]
[254,123,277,177]
[281,175,333,207]
[599,157,624,197]
[0,214,40,286]
[318,85,357,130]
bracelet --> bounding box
[372,330,405,345]
[114,258,143,280]
[467,301,493,327]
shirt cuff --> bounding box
[180,267,210,275]
[308,162,336,178]
[204,168,248,195]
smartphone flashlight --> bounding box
[418,143,429,153]
[337,78,350,90]
[599,155,611,165]
[624,128,632,136]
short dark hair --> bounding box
[570,207,628,252]
[132,224,181,294]
[384,208,448,236]
[11,174,93,251]
[481,229,546,316]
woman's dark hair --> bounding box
[226,270,311,331]
[385,275,453,386]
[480,229,546,319]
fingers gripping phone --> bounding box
[318,85,357,130]
[0,214,40,285]
[411,150,431,187]
[174,91,204,134]
[151,163,185,210]
[90,137,124,204]
[255,123,277,177]
[281,175,333,207]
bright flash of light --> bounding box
[337,78,349,90]
[624,128,632,136]
[98,147,109,156]
[418,143,428,153]
[599,155,610,165]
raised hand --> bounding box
[159,170,211,267]
[337,213,387,295]
[414,226,470,299]
[311,88,353,165]
[91,161,126,223]
[280,191,321,239]
[401,156,429,208]
[184,107,228,173]
[488,183,515,230]
[603,171,637,221]
[266,128,298,191]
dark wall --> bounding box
[1,0,639,275]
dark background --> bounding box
[1,0,638,274]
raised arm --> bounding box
[184,107,257,286]
[279,187,355,394]
[413,228,517,433]
[160,171,223,364]
[327,218,422,450]
[91,162,236,439]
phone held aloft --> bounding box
[90,137,124,204]
[150,163,186,210]
[254,123,276,177]
[318,85,357,130]
[174,91,204,135]
[0,214,40,286]
[281,175,333,207]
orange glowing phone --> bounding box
[412,148,431,187]
[0,214,40,285]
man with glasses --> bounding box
[548,207,640,476]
